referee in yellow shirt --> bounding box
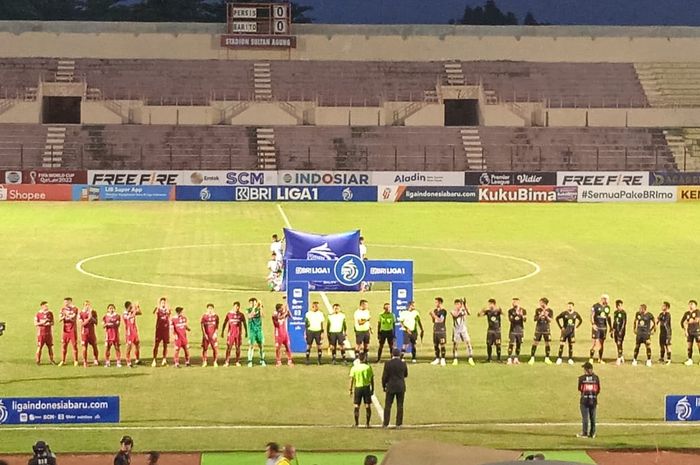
[349,352,375,428]
[305,301,325,365]
[354,300,372,358]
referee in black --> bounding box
[382,348,408,428]
[577,362,601,438]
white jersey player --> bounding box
[451,298,475,365]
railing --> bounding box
[1,142,697,172]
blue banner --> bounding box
[286,282,310,353]
[71,185,101,201]
[665,395,700,421]
[391,281,414,348]
[650,172,700,186]
[284,229,361,292]
[100,185,173,201]
[175,186,235,201]
[233,186,377,202]
[0,396,119,425]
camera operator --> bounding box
[114,436,134,465]
[28,441,56,465]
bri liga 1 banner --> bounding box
[0,396,119,425]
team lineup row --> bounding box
[32,295,700,367]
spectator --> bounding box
[114,436,133,465]
[364,455,378,465]
[265,442,281,465]
[28,441,56,465]
[277,444,296,465]
[147,451,160,465]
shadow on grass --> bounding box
[0,372,150,385]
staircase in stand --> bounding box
[253,63,273,101]
[55,59,76,83]
[256,127,277,169]
[461,127,486,170]
[0,99,17,116]
[43,126,66,168]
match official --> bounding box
[349,352,374,428]
[382,348,408,428]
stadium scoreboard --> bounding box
[221,2,296,49]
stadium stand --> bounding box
[636,62,700,107]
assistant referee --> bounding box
[349,352,374,428]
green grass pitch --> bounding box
[1,202,700,454]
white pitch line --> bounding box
[275,204,385,421]
[2,421,699,432]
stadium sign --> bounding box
[24,170,87,184]
[371,171,465,186]
[286,257,413,352]
[478,186,557,203]
[88,171,182,186]
[0,184,72,201]
[577,186,676,203]
[0,396,119,425]
[557,171,649,187]
[650,172,700,186]
[232,186,377,201]
[665,395,700,422]
[99,186,174,201]
[175,186,236,201]
[183,170,277,186]
[555,186,579,202]
[1,170,23,184]
[378,185,478,202]
[465,171,556,186]
[278,171,372,186]
[220,34,297,49]
[677,186,700,201]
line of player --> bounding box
[34,297,277,368]
[33,294,700,368]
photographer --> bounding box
[114,436,133,465]
[28,441,56,465]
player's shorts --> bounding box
[306,330,322,346]
[453,330,470,343]
[202,335,218,350]
[378,330,395,346]
[155,326,170,344]
[433,332,447,345]
[403,330,418,346]
[534,332,551,343]
[62,331,77,345]
[659,332,672,346]
[687,333,700,344]
[560,330,576,343]
[486,331,501,345]
[37,333,53,347]
[353,386,373,405]
[126,331,139,345]
[275,333,290,347]
[227,331,242,347]
[81,331,97,345]
[355,331,370,346]
[174,336,189,349]
[105,332,120,345]
[328,332,346,346]
[635,333,650,345]
[592,328,608,340]
[249,330,264,345]
[614,331,625,344]
[509,332,523,344]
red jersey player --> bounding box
[273,302,293,366]
[123,301,142,368]
[79,300,99,367]
[34,301,55,365]
[59,297,79,366]
[171,306,191,368]
[221,301,248,367]
[103,304,122,367]
[152,297,171,367]
[201,304,220,367]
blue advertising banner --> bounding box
[286,256,413,353]
[0,396,119,425]
[665,395,700,421]
[100,185,173,201]
[650,172,700,186]
[284,229,361,291]
[175,186,235,201]
[232,186,377,202]
[71,185,101,201]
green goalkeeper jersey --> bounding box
[248,307,263,332]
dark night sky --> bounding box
[300,0,700,26]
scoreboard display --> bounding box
[221,2,296,49]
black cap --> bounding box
[392,348,401,357]
[582,362,593,370]
[120,436,134,446]
[34,441,47,451]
